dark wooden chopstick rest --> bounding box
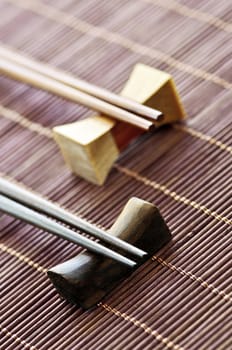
[48,197,171,309]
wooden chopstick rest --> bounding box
[47,197,171,309]
[53,64,185,185]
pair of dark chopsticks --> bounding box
[0,178,147,267]
[0,45,163,130]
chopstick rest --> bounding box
[48,197,171,309]
[53,63,185,185]
[0,178,171,308]
[0,46,185,185]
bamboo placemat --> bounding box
[0,0,231,349]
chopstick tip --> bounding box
[156,112,164,122]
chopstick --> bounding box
[0,178,147,263]
[0,177,146,258]
[0,194,136,267]
[0,56,152,130]
[0,46,163,123]
[0,50,154,131]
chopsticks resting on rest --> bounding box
[0,178,147,267]
[0,46,163,130]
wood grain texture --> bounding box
[53,116,119,185]
[53,63,185,184]
[48,197,171,309]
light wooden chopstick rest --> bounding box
[53,64,185,185]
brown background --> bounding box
[1,0,231,349]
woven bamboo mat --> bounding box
[0,0,231,349]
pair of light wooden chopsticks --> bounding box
[0,45,162,130]
[0,178,147,267]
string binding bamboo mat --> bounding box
[0,0,231,349]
